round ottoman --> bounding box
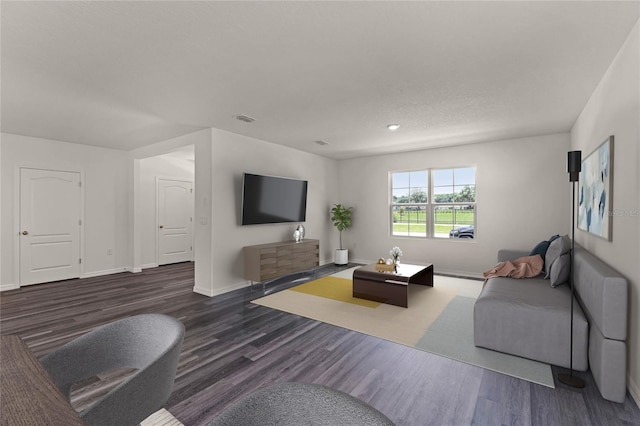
[207,382,395,426]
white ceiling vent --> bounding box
[235,114,255,123]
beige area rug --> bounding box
[141,409,184,426]
[258,275,459,347]
[252,267,555,388]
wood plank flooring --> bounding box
[1,262,639,426]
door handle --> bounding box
[159,225,164,229]
[21,230,29,235]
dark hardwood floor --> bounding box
[1,262,638,426]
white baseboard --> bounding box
[140,263,159,270]
[81,267,129,279]
[4,267,146,287]
[629,374,640,408]
[435,267,483,280]
[210,280,251,296]
[0,282,19,292]
[126,267,142,273]
[192,285,214,297]
[1,268,133,290]
[193,280,250,298]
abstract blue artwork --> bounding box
[578,136,613,241]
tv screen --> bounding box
[241,173,308,225]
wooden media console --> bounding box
[243,239,320,283]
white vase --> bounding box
[335,249,348,266]
[296,224,305,240]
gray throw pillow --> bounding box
[550,252,570,287]
[545,235,570,279]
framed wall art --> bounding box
[578,135,614,241]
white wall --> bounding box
[193,128,340,296]
[139,155,195,268]
[130,129,211,273]
[338,133,571,276]
[193,136,214,296]
[1,133,131,288]
[571,19,640,404]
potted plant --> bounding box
[330,204,353,265]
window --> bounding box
[432,167,476,239]
[391,171,428,237]
[391,167,476,239]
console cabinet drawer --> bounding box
[244,239,319,282]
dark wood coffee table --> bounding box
[352,263,434,308]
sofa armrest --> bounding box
[497,249,529,263]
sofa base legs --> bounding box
[558,372,585,388]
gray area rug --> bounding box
[416,295,554,388]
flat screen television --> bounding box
[241,173,308,225]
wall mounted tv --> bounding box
[241,173,308,225]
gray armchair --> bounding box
[40,314,184,426]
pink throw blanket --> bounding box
[483,255,543,280]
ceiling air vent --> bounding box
[235,114,255,123]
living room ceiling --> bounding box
[2,1,638,160]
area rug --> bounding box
[252,267,555,388]
[290,275,380,307]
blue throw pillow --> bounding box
[529,240,551,268]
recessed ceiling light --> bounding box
[235,114,255,123]
[314,140,329,146]
[387,124,400,131]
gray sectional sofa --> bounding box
[474,243,628,403]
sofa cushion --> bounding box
[573,246,627,341]
[588,324,627,403]
[544,235,570,278]
[474,276,588,370]
[549,252,570,287]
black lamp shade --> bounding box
[568,151,581,182]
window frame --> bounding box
[389,166,476,240]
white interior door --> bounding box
[20,168,82,285]
[158,179,193,265]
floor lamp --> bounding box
[558,150,585,388]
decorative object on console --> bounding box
[558,150,585,389]
[578,136,613,241]
[293,229,301,242]
[330,204,353,265]
[296,224,305,240]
